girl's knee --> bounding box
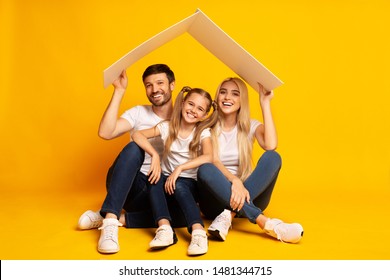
[173,186,190,198]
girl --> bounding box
[197,78,304,243]
[132,86,217,255]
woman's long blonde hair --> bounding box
[213,77,253,181]
[164,86,218,160]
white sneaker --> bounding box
[78,210,103,230]
[187,229,208,256]
[207,209,232,241]
[264,218,304,243]
[149,225,178,249]
[97,218,123,253]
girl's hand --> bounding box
[147,155,161,184]
[164,166,182,195]
[230,177,250,212]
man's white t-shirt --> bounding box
[217,119,261,176]
[157,121,211,180]
[120,105,165,175]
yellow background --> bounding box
[1,0,389,259]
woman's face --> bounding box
[217,80,241,116]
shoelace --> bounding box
[213,213,232,231]
[272,223,287,243]
[89,215,103,228]
[153,228,171,241]
[189,234,206,248]
[98,222,122,240]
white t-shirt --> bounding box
[217,119,261,176]
[157,121,211,180]
[121,105,165,175]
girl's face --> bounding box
[181,93,209,125]
[217,80,241,115]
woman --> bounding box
[197,77,303,243]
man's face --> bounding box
[143,73,174,107]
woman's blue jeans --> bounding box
[100,142,186,228]
[197,150,282,224]
[149,175,204,233]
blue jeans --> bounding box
[101,142,186,228]
[197,150,282,224]
[149,175,204,232]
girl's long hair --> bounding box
[164,86,218,160]
[213,77,253,181]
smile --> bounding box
[186,112,196,119]
[152,94,163,99]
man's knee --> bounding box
[118,142,145,164]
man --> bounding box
[78,64,185,254]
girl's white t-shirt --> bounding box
[157,121,211,180]
[121,105,165,175]
[217,119,261,176]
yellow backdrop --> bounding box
[1,0,389,260]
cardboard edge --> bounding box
[103,11,200,88]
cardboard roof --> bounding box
[103,9,283,92]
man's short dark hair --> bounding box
[142,64,175,84]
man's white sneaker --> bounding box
[207,209,232,241]
[78,210,103,230]
[149,225,178,249]
[264,218,304,243]
[97,218,123,254]
[187,229,208,256]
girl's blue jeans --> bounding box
[149,175,204,233]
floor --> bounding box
[1,183,389,260]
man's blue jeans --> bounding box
[100,142,186,228]
[149,175,204,233]
[197,150,282,224]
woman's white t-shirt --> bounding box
[217,119,261,176]
[157,121,211,180]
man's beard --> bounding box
[149,92,171,107]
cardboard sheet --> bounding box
[103,9,283,92]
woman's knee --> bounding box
[261,150,282,168]
[197,163,216,179]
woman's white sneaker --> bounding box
[207,209,232,241]
[264,218,304,243]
